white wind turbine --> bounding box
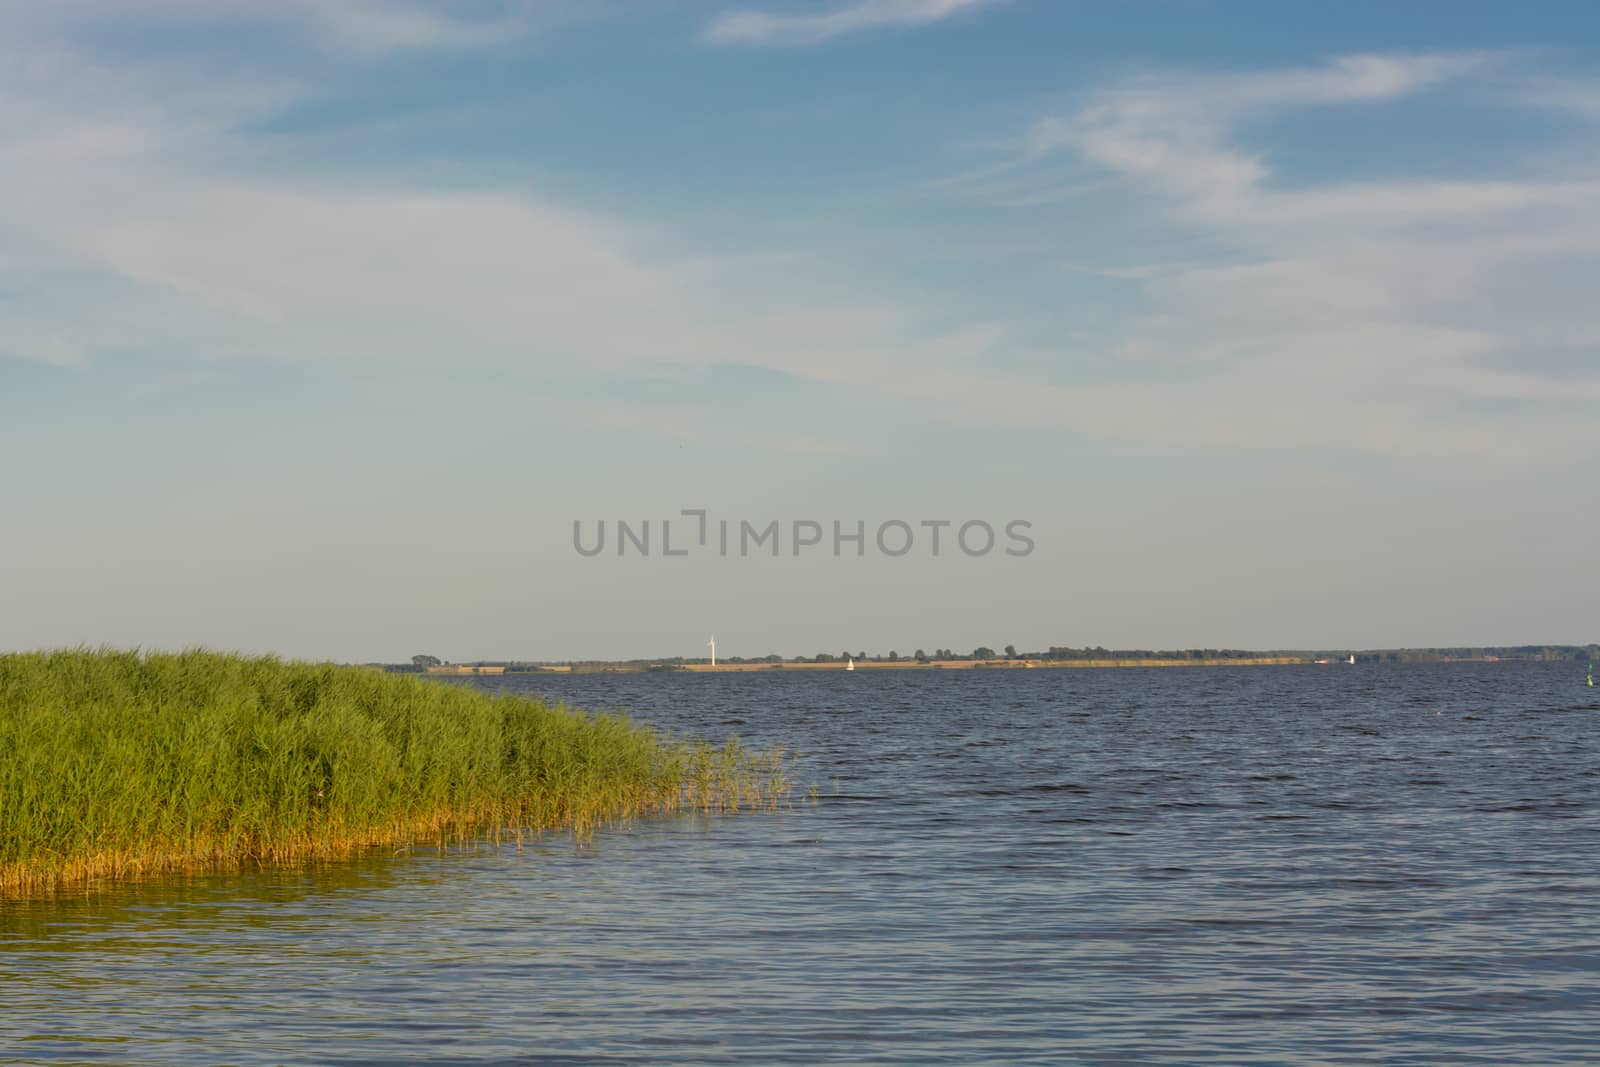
[707,634,716,668]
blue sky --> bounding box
[3,0,1599,661]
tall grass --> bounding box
[0,649,788,895]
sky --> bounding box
[3,0,1599,662]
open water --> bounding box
[2,662,1596,1064]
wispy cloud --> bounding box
[3,0,549,56]
[1027,53,1499,217]
[4,11,1598,464]
[297,2,533,52]
[0,16,971,437]
[704,0,997,47]
[1519,76,1600,121]
[937,51,1600,459]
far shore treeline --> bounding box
[392,645,1600,674]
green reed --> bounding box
[0,649,788,895]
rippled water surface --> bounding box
[3,663,1598,1064]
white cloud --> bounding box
[4,18,1598,463]
[1027,53,1502,219]
[0,1,548,57]
[1516,77,1600,121]
[971,52,1600,458]
[302,2,530,52]
[0,26,960,412]
[1221,51,1495,107]
[705,0,997,47]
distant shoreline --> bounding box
[673,657,1303,672]
[393,651,1597,675]
[385,645,1597,676]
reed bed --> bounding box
[0,649,788,896]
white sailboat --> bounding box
[1348,654,1356,665]
[846,657,855,671]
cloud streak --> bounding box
[1027,53,1498,218]
[954,52,1600,459]
[3,0,548,56]
[3,14,1598,464]
[704,0,997,47]
[0,22,967,428]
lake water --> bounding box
[2,663,1597,1064]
